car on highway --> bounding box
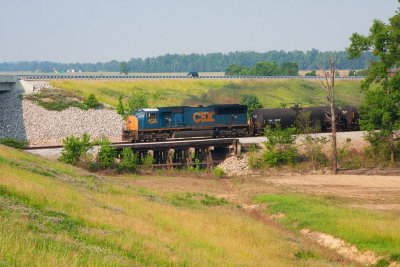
[187,72,199,78]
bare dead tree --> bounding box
[319,58,338,174]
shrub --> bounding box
[142,154,154,170]
[302,135,328,170]
[116,95,125,116]
[240,95,263,117]
[338,138,362,169]
[200,194,227,206]
[262,126,299,167]
[84,94,101,109]
[194,158,201,171]
[364,132,400,163]
[262,146,298,166]
[0,138,29,149]
[212,167,225,178]
[248,153,265,169]
[97,138,117,169]
[60,133,92,165]
[127,92,149,113]
[118,147,139,172]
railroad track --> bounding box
[23,137,244,150]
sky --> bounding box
[0,0,398,63]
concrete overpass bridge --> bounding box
[0,75,19,91]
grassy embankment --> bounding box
[51,79,364,108]
[0,145,333,267]
[254,194,400,261]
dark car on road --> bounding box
[187,72,199,78]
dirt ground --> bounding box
[126,172,400,214]
[118,172,400,266]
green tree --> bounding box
[225,64,249,76]
[305,70,317,77]
[279,62,299,76]
[118,147,139,172]
[97,138,117,169]
[250,62,279,76]
[84,93,100,109]
[347,3,400,162]
[240,95,263,117]
[119,61,129,75]
[127,92,149,114]
[263,126,298,166]
[60,133,92,165]
[117,95,125,115]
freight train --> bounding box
[122,104,359,142]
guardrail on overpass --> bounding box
[17,74,366,81]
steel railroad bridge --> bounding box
[112,138,241,169]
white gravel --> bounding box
[217,154,253,177]
[22,100,124,146]
[0,80,124,147]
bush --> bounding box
[84,94,101,109]
[240,95,263,117]
[262,146,298,166]
[212,167,225,178]
[248,153,265,169]
[142,154,154,170]
[60,133,92,165]
[364,132,400,163]
[302,135,328,170]
[97,138,117,169]
[127,92,149,113]
[117,95,125,116]
[118,147,139,172]
[262,126,299,167]
[337,138,362,169]
[0,138,29,149]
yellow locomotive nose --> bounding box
[126,115,138,131]
[122,115,139,141]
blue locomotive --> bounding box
[122,104,248,142]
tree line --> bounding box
[225,62,299,76]
[0,50,374,73]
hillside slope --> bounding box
[0,145,335,266]
[51,79,364,108]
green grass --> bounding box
[0,138,29,149]
[51,79,364,108]
[254,194,400,258]
[0,145,335,266]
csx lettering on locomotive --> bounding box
[193,112,215,123]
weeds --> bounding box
[0,138,29,149]
[212,167,225,178]
[294,250,318,260]
[26,89,102,111]
[170,193,227,208]
[301,135,328,170]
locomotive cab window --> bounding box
[146,112,158,119]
